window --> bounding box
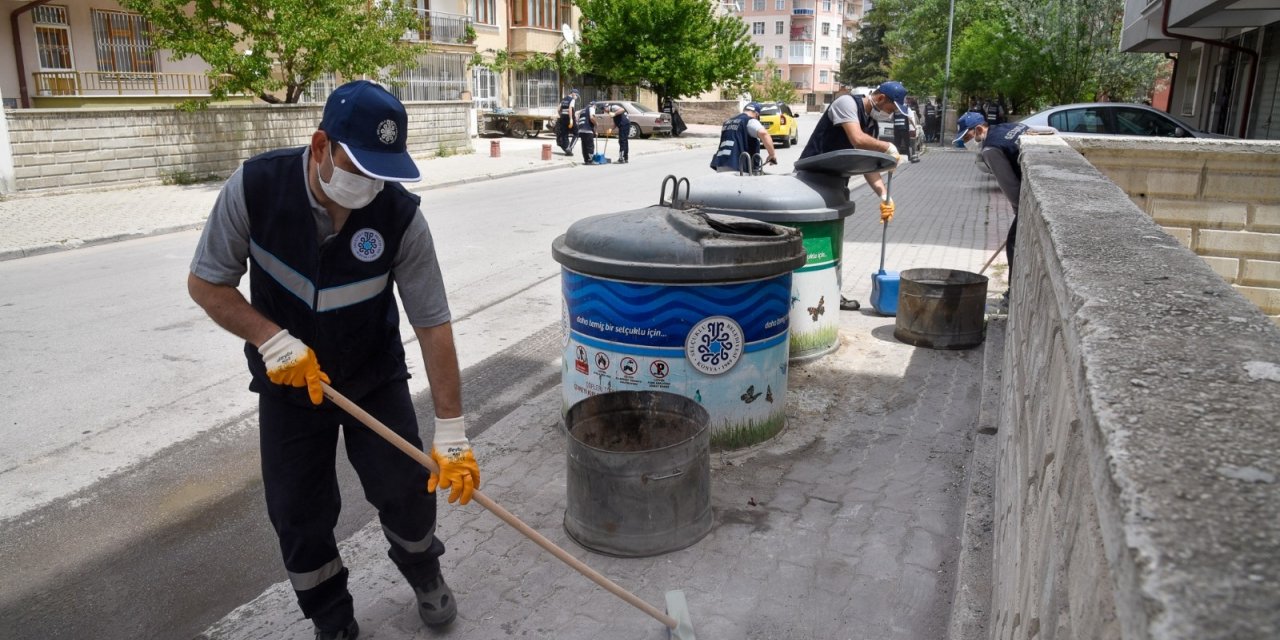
[391,52,469,101]
[753,22,765,34]
[1047,108,1107,134]
[32,5,72,70]
[776,0,785,8]
[753,0,765,10]
[820,70,829,83]
[755,45,764,59]
[774,68,783,79]
[789,42,812,62]
[471,66,499,109]
[823,0,832,11]
[820,46,829,60]
[775,21,784,35]
[513,68,559,109]
[469,0,496,25]
[821,22,830,35]
[512,0,567,30]
[753,70,765,82]
[1113,108,1182,137]
[774,45,784,58]
[92,10,157,73]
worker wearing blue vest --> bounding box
[575,104,598,164]
[606,103,631,163]
[557,88,579,155]
[187,80,479,640]
[710,102,777,173]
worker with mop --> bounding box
[186,80,481,640]
[798,81,909,311]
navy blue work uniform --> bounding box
[557,94,577,153]
[575,107,596,163]
[799,93,875,159]
[710,112,760,172]
[610,106,630,162]
[242,148,444,631]
[982,122,1029,271]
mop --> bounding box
[321,382,696,639]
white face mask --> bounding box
[964,138,982,152]
[870,99,895,122]
[319,144,384,210]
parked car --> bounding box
[757,102,800,147]
[590,101,672,139]
[1019,102,1231,139]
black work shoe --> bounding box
[839,296,861,311]
[314,619,359,640]
[415,574,457,628]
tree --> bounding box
[838,9,889,88]
[575,0,757,105]
[119,0,426,105]
[755,60,798,104]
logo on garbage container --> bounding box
[685,315,743,375]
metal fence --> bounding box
[391,52,470,102]
[31,71,217,96]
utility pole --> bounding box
[939,0,955,147]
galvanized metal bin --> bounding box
[894,268,989,349]
[563,391,712,557]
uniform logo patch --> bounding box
[350,228,385,262]
[377,119,398,145]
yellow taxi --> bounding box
[757,102,800,148]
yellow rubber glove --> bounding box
[885,145,904,171]
[428,416,480,505]
[258,330,330,405]
[880,198,895,224]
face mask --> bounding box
[870,99,895,122]
[319,144,384,209]
[964,138,981,152]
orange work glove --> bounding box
[258,330,330,405]
[428,416,481,505]
[879,197,895,224]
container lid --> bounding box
[685,149,896,222]
[552,206,805,282]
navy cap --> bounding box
[875,81,909,116]
[744,101,763,113]
[319,80,420,183]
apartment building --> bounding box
[0,0,582,112]
[731,0,863,109]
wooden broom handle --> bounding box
[320,383,677,630]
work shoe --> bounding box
[415,573,457,628]
[314,619,359,640]
[839,296,861,311]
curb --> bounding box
[944,316,1003,640]
[0,223,207,262]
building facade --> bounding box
[1121,0,1280,140]
[731,0,862,109]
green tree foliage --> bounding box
[838,7,889,88]
[119,0,425,105]
[755,59,798,104]
[575,0,757,104]
[865,0,1163,112]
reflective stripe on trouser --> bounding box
[259,378,444,627]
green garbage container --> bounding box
[684,149,895,360]
[552,204,804,450]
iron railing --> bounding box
[406,10,474,45]
[31,71,217,96]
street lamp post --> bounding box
[939,0,955,147]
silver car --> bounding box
[1018,102,1231,139]
[590,101,672,139]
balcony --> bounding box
[406,10,474,46]
[793,1,815,16]
[790,26,814,40]
[31,71,220,97]
[791,80,811,90]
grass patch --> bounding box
[161,170,221,186]
[790,325,839,355]
[710,409,786,451]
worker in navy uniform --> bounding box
[606,103,631,163]
[799,81,909,311]
[954,106,986,148]
[557,88,579,156]
[187,80,481,640]
[961,121,1056,304]
[575,103,599,164]
[709,101,777,173]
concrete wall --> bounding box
[1067,138,1280,321]
[992,136,1280,640]
[3,101,470,193]
[674,100,741,126]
